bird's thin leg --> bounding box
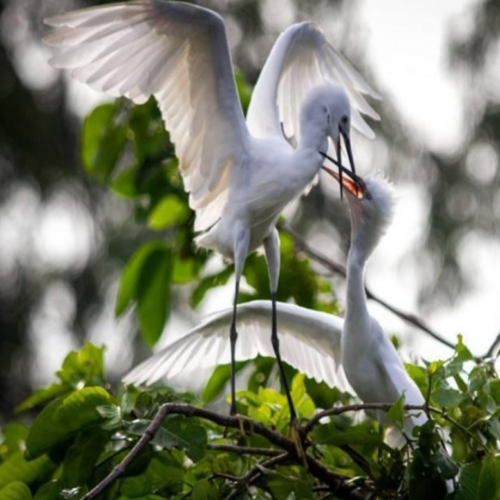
[229,224,250,417]
[264,230,297,423]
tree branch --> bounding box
[83,403,370,500]
[482,331,500,359]
[207,443,282,457]
[279,224,456,351]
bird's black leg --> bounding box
[264,230,297,423]
[229,224,250,417]
[271,291,298,423]
[229,278,240,417]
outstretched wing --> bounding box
[247,22,380,144]
[44,0,250,231]
[123,300,348,390]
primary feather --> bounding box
[44,0,249,232]
[247,22,380,145]
[124,300,348,390]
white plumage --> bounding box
[123,300,348,390]
[44,0,379,420]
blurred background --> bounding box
[1,0,499,420]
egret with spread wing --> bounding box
[124,176,427,444]
[43,0,379,423]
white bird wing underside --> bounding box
[124,300,349,391]
[44,0,250,231]
[247,22,380,144]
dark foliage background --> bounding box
[0,0,499,422]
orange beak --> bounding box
[322,166,366,200]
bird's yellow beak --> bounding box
[322,166,366,200]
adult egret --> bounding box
[43,0,380,422]
[125,175,427,443]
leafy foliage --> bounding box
[0,339,499,499]
[2,65,498,500]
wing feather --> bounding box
[247,22,380,144]
[44,0,249,231]
[123,301,347,391]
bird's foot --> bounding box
[230,414,254,437]
[288,417,306,463]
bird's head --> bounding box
[301,83,354,170]
[323,170,396,261]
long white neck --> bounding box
[345,247,369,322]
[342,238,372,354]
[290,112,329,184]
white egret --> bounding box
[125,175,426,441]
[43,0,380,422]
[126,173,455,490]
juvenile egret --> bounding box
[43,0,380,421]
[126,174,455,490]
[125,176,426,441]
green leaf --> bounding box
[0,423,29,460]
[15,384,70,414]
[456,462,482,500]
[478,454,500,500]
[191,479,218,500]
[313,423,386,448]
[153,417,207,462]
[81,102,127,183]
[0,482,32,500]
[202,362,247,404]
[112,166,140,198]
[128,99,169,164]
[148,195,188,231]
[61,429,109,489]
[0,452,53,489]
[387,394,405,426]
[261,472,314,500]
[120,452,183,498]
[26,387,113,459]
[433,383,465,409]
[190,266,233,308]
[431,448,459,480]
[137,248,172,346]
[171,257,200,285]
[33,481,62,500]
[115,242,167,317]
[56,343,105,387]
[97,405,122,430]
[490,379,500,405]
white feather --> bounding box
[123,301,349,391]
[44,0,249,232]
[247,22,380,144]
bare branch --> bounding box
[279,224,456,351]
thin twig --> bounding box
[483,331,500,359]
[303,403,430,436]
[280,224,456,351]
[225,453,289,500]
[302,402,490,453]
[207,443,282,457]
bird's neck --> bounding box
[344,247,370,331]
[298,118,329,154]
